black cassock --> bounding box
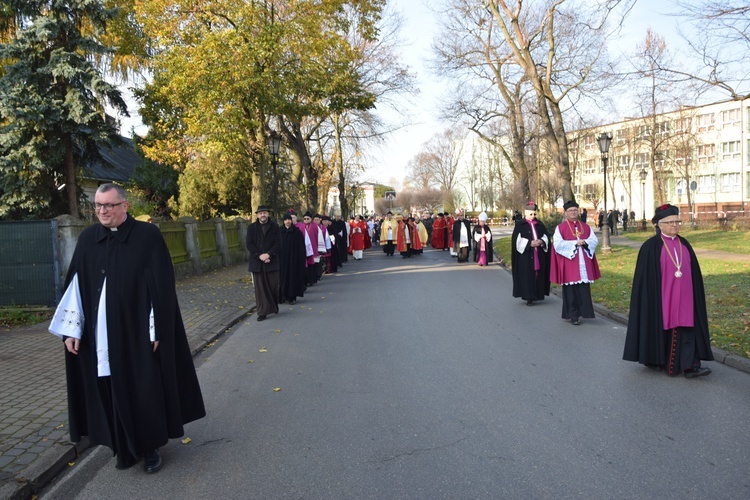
[622,234,713,369]
[471,224,494,263]
[279,224,307,302]
[63,215,205,459]
[511,218,551,301]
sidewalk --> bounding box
[0,264,254,500]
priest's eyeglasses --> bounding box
[659,220,681,226]
[94,202,125,212]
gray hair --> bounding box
[97,183,128,200]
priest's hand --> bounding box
[259,253,271,263]
[64,337,80,355]
[152,340,160,352]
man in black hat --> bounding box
[246,204,281,321]
[623,204,713,377]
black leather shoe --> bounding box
[684,366,711,378]
[571,318,581,325]
[257,315,267,321]
[526,300,534,306]
[144,449,163,474]
[289,300,296,305]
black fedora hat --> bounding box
[255,204,271,213]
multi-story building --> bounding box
[569,97,750,222]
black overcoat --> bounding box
[511,219,551,300]
[622,234,713,364]
[246,219,281,273]
[63,215,205,453]
[279,225,307,300]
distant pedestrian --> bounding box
[580,208,588,224]
[550,200,601,325]
[49,183,205,473]
[623,204,713,377]
[622,209,629,232]
[452,209,472,262]
[511,201,550,305]
[246,204,281,321]
[380,211,397,256]
[472,211,494,266]
[597,210,604,231]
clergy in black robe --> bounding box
[246,205,281,321]
[331,215,348,265]
[49,183,205,473]
[511,202,550,305]
[623,204,713,377]
[452,213,472,262]
[279,213,307,304]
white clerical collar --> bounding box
[663,234,676,240]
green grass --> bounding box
[494,236,750,359]
[0,308,54,329]
[623,228,750,255]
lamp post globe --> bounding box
[597,132,612,253]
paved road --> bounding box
[40,246,750,499]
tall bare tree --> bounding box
[484,0,633,203]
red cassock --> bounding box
[349,222,365,252]
[409,221,422,251]
[446,216,455,244]
[431,218,446,248]
[361,220,372,249]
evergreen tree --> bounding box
[0,0,128,219]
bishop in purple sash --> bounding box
[623,204,713,377]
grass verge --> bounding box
[494,236,750,359]
[0,307,54,329]
[623,228,750,254]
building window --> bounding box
[656,121,670,135]
[583,135,596,151]
[636,125,649,138]
[654,150,667,170]
[720,173,740,192]
[673,117,692,132]
[697,144,715,163]
[696,113,715,132]
[721,108,741,129]
[615,127,632,145]
[696,175,715,193]
[634,152,650,170]
[617,155,629,170]
[583,159,596,175]
[721,141,741,160]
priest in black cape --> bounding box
[278,212,307,304]
[331,213,348,265]
[622,204,713,377]
[452,210,472,262]
[511,201,551,305]
[49,183,205,473]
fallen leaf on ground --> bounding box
[181,437,192,444]
[55,424,64,429]
[273,387,282,392]
[274,329,281,333]
[248,359,254,363]
[259,347,267,352]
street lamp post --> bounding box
[597,132,612,252]
[640,168,647,230]
[266,130,282,220]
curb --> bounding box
[495,260,750,375]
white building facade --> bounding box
[570,97,750,222]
